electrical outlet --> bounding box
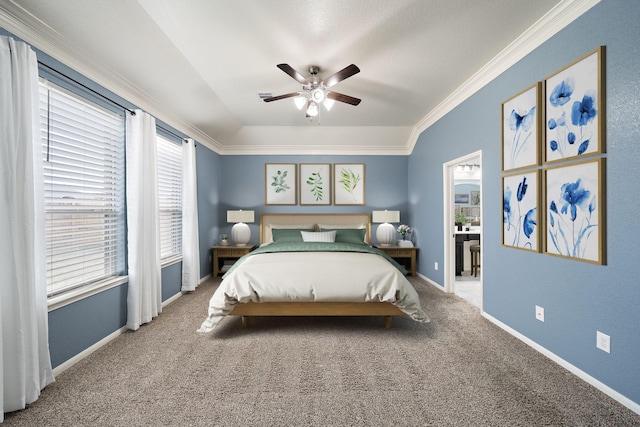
[596,331,610,353]
[434,262,438,270]
[535,305,544,322]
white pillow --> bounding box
[316,223,366,230]
[271,224,314,229]
[300,230,337,243]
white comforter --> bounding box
[197,251,429,332]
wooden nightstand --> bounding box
[376,246,418,276]
[212,245,254,276]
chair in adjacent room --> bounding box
[470,244,481,277]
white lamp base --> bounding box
[231,222,251,246]
[376,222,395,247]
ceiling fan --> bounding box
[263,64,361,117]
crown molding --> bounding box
[0,0,224,154]
[406,0,600,154]
[3,0,599,157]
[218,143,410,156]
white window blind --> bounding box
[40,81,125,297]
[157,134,182,260]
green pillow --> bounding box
[320,228,367,245]
[271,228,314,243]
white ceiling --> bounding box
[1,0,597,155]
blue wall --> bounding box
[195,144,222,278]
[216,155,409,248]
[409,0,640,406]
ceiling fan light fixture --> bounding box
[311,88,326,103]
[323,98,335,111]
[306,101,319,117]
[294,96,306,110]
[265,63,361,119]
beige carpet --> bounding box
[4,277,639,426]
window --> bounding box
[156,134,182,262]
[40,81,126,297]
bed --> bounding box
[197,213,429,332]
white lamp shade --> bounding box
[323,98,335,111]
[376,223,395,247]
[231,223,251,246]
[294,96,306,110]
[372,210,400,223]
[227,210,254,223]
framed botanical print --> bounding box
[543,158,605,264]
[502,82,541,172]
[265,163,297,205]
[333,163,365,205]
[299,163,331,205]
[502,170,540,252]
[544,46,605,163]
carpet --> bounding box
[4,277,639,426]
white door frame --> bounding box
[443,150,483,301]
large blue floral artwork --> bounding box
[503,171,539,251]
[544,46,605,163]
[544,159,604,264]
[502,83,540,171]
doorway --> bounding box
[443,151,483,309]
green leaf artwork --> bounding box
[271,170,290,193]
[339,168,361,200]
[306,170,324,201]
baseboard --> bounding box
[417,272,444,291]
[162,291,182,308]
[52,286,190,377]
[483,312,640,416]
[52,325,128,376]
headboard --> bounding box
[260,213,371,245]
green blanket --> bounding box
[223,242,408,278]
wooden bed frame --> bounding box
[227,213,408,329]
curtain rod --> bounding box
[38,61,136,116]
[38,61,194,145]
[158,125,188,143]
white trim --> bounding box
[47,276,128,312]
[52,325,128,376]
[162,291,183,308]
[443,150,483,296]
[483,312,640,416]
[417,272,443,291]
[161,254,183,268]
[407,0,600,154]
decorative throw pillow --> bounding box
[320,228,367,245]
[271,228,314,243]
[300,230,337,243]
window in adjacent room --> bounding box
[156,134,183,264]
[40,80,126,298]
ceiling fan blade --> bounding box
[263,92,301,102]
[326,91,361,106]
[322,64,360,88]
[277,64,310,85]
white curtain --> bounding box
[181,139,201,292]
[0,36,54,421]
[125,110,162,330]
